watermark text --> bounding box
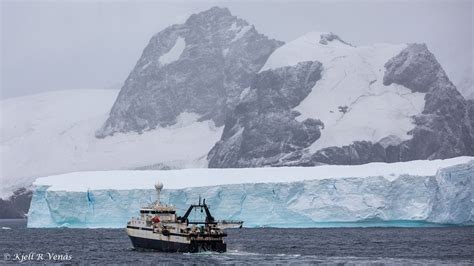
[4,252,72,262]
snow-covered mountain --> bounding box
[2,6,473,199]
[97,8,472,168]
[94,7,473,167]
[96,6,283,137]
[0,90,222,198]
[208,32,474,167]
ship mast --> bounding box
[154,181,163,206]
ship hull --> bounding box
[129,235,226,253]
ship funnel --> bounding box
[154,181,164,203]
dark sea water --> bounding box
[1,219,473,265]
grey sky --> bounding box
[1,0,472,99]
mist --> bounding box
[1,0,472,99]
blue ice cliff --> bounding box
[27,158,473,228]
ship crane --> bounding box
[178,197,215,225]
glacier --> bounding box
[0,90,223,198]
[27,157,473,228]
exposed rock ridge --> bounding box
[383,43,449,93]
[319,32,353,47]
[304,43,474,165]
[208,61,324,167]
[97,7,283,137]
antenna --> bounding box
[154,181,164,204]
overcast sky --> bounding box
[1,0,472,99]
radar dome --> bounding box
[155,181,164,191]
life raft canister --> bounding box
[152,216,160,223]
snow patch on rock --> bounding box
[159,37,186,65]
[231,25,252,42]
[141,61,152,70]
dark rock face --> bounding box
[468,100,474,126]
[468,100,474,151]
[303,44,474,166]
[97,7,283,137]
[0,188,32,219]
[310,141,387,165]
[402,91,472,160]
[391,44,473,160]
[319,32,353,47]
[208,61,324,167]
[383,43,447,93]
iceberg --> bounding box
[27,157,473,228]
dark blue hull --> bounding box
[129,235,226,253]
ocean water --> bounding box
[1,219,473,264]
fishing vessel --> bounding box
[126,181,242,252]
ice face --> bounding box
[428,162,474,224]
[27,160,473,228]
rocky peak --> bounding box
[96,7,283,137]
[304,43,474,165]
[184,7,237,32]
[296,31,352,47]
[186,6,232,24]
[383,43,451,93]
[183,6,250,41]
[319,32,353,46]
